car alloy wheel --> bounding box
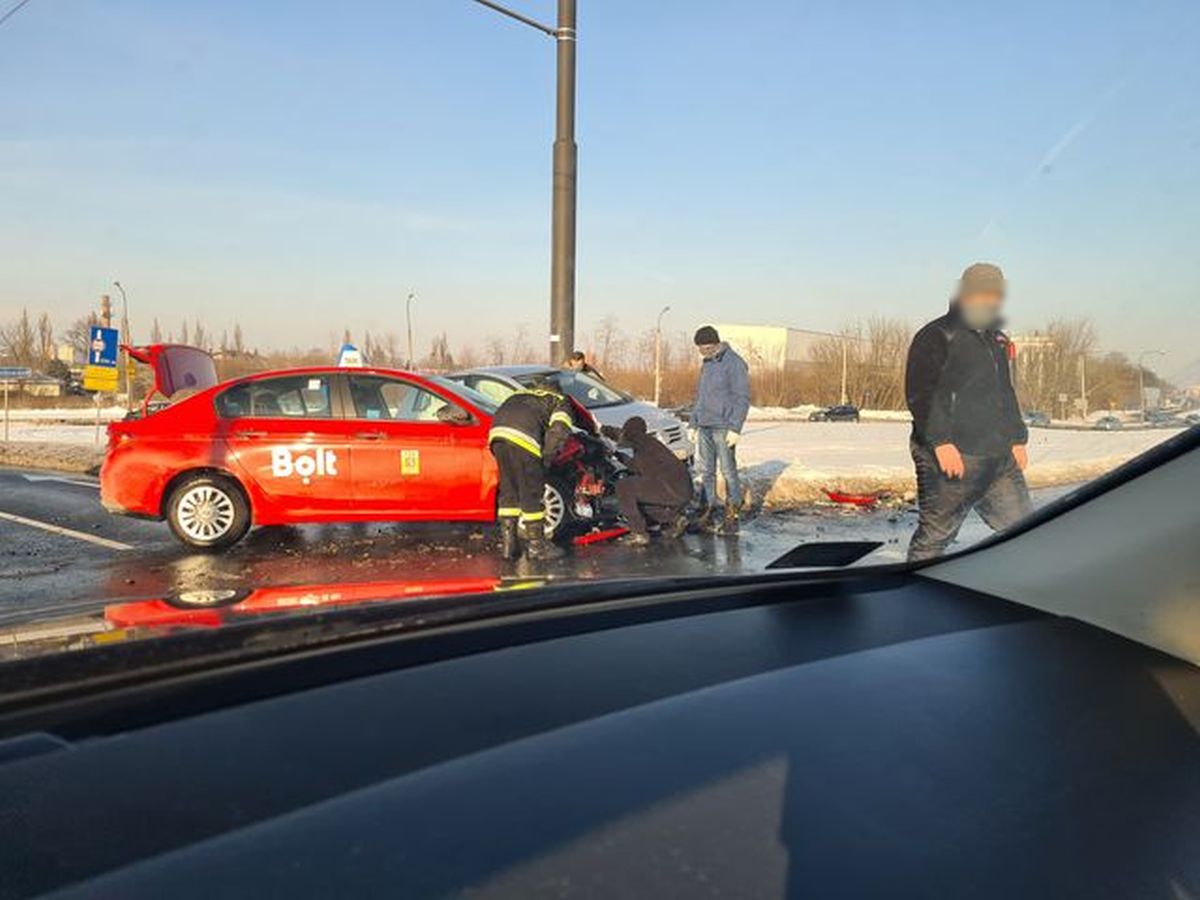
[175,484,237,543]
[542,482,567,538]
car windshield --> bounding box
[515,370,631,409]
[430,376,498,414]
[0,1,1195,679]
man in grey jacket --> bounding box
[690,325,751,535]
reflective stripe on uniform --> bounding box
[488,426,541,457]
[549,411,573,429]
[498,507,522,518]
[520,510,545,522]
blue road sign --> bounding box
[0,367,32,380]
[89,325,119,367]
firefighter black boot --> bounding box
[525,520,565,560]
[499,518,520,560]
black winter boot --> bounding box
[692,506,717,533]
[499,518,520,560]
[525,520,565,560]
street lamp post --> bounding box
[653,305,670,406]
[470,0,577,363]
[1137,349,1166,422]
[112,280,133,411]
[406,292,416,369]
[839,339,849,405]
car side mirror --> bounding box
[437,405,473,426]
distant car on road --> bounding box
[1145,410,1185,428]
[1093,415,1124,431]
[1022,410,1051,428]
[446,365,693,460]
[808,404,861,423]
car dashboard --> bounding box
[1,566,1197,899]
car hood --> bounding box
[587,401,683,434]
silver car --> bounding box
[446,365,694,460]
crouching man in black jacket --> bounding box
[905,263,1032,561]
[614,416,693,546]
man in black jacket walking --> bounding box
[905,262,1032,561]
[614,416,693,546]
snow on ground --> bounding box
[2,423,107,444]
[737,420,1184,506]
[747,405,912,422]
[3,406,126,423]
[0,416,1187,502]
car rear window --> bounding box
[216,375,333,419]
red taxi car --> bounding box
[102,345,601,549]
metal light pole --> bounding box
[470,0,577,363]
[112,280,133,412]
[1137,349,1165,421]
[653,305,670,406]
[839,339,849,405]
[406,292,416,369]
[1078,354,1088,420]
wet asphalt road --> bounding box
[0,465,1058,625]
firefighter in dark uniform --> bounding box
[488,379,575,560]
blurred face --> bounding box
[697,342,720,359]
[958,290,1004,330]
[566,357,583,371]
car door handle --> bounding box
[355,431,387,441]
[233,430,268,438]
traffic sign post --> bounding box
[0,366,33,444]
[84,325,120,393]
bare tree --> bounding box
[1012,319,1098,417]
[456,343,482,369]
[484,336,507,365]
[379,332,399,367]
[423,333,455,371]
[61,313,99,362]
[593,315,620,369]
[508,325,533,363]
[0,309,37,366]
[150,318,163,343]
[232,322,245,355]
[36,312,55,362]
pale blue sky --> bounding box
[1,0,1197,370]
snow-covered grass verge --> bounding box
[737,421,1184,507]
[2,406,126,423]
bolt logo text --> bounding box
[271,448,339,483]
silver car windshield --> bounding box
[516,371,630,409]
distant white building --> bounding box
[714,324,827,371]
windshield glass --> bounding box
[516,370,631,409]
[430,376,498,414]
[0,1,1195,675]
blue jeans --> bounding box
[696,427,743,509]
